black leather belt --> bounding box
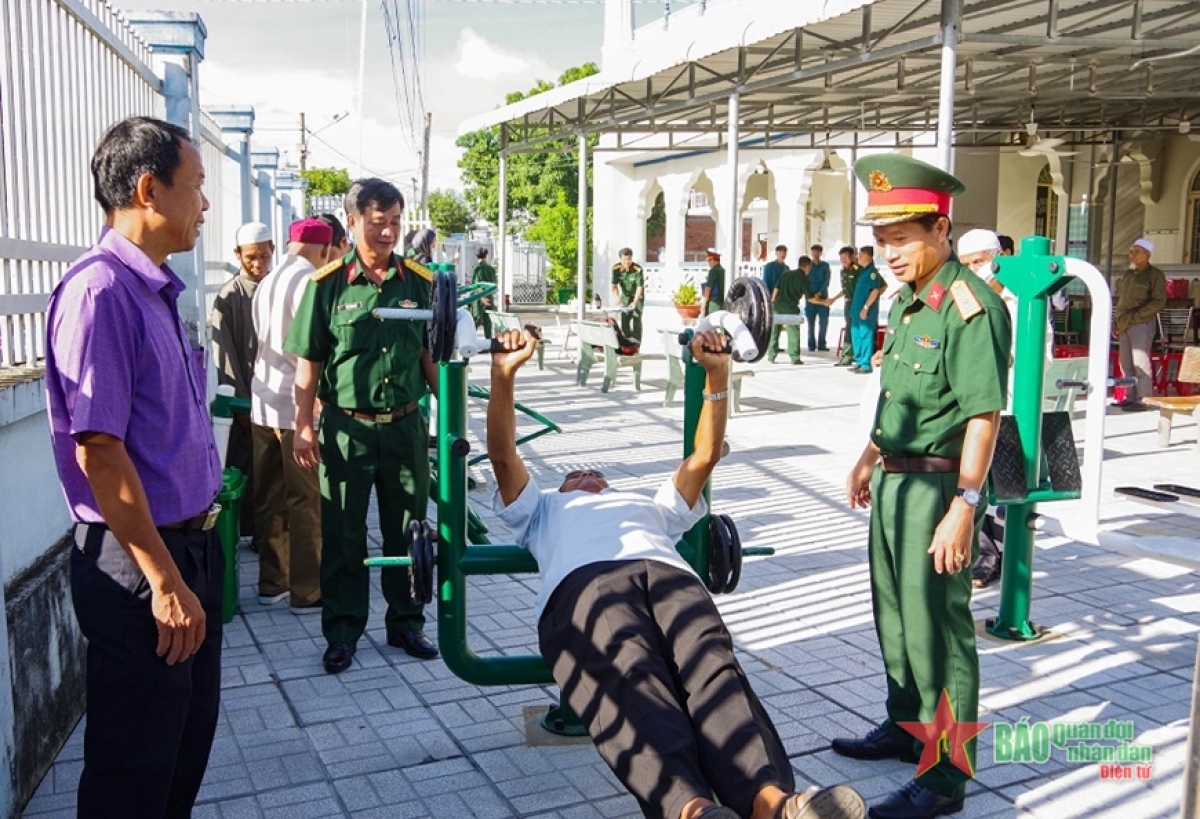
[159,503,222,531]
[335,401,420,424]
[881,456,961,474]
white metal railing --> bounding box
[0,0,161,367]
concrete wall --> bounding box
[0,375,82,814]
[1145,135,1200,264]
[0,380,72,583]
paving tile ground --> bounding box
[21,305,1199,818]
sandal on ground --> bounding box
[778,785,866,819]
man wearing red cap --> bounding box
[249,218,335,613]
[835,155,1011,819]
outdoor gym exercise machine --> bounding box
[985,237,1126,641]
[364,273,775,733]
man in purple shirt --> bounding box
[44,116,224,818]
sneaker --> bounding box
[291,599,323,615]
[258,591,288,606]
[791,359,804,365]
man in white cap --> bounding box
[1114,238,1167,411]
[211,221,275,542]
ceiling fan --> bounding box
[1017,120,1077,157]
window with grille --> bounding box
[1035,164,1059,243]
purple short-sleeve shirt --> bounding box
[45,227,223,525]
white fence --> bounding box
[0,0,163,368]
[0,0,299,368]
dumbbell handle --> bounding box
[676,331,735,355]
[487,324,543,354]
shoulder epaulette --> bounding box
[950,279,984,321]
[404,258,434,282]
[310,258,344,282]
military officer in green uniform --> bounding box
[286,178,441,675]
[829,246,862,366]
[610,247,644,344]
[767,259,808,364]
[834,156,1011,819]
[700,248,725,316]
[469,246,498,339]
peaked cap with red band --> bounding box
[853,154,966,227]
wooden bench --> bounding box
[487,311,549,370]
[1142,346,1199,451]
[660,330,754,413]
[575,320,646,392]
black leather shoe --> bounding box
[868,781,963,819]
[831,726,919,763]
[388,630,439,660]
[322,642,356,674]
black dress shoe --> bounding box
[868,780,963,819]
[388,630,439,660]
[831,726,919,762]
[322,642,356,674]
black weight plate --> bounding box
[725,277,773,363]
[707,515,731,594]
[719,514,743,594]
[408,520,435,605]
[428,272,459,363]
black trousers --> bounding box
[539,560,793,819]
[70,523,224,819]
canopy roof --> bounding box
[458,0,1200,154]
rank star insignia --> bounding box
[869,170,893,192]
[897,690,990,778]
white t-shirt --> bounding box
[493,476,706,619]
[250,255,314,429]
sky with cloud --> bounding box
[112,0,618,195]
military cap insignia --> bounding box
[404,257,434,282]
[950,280,984,321]
[869,171,893,192]
[310,257,345,282]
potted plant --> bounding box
[673,281,702,320]
[547,266,577,306]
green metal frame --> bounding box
[465,383,561,467]
[988,236,1078,641]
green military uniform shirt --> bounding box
[469,260,498,324]
[285,249,431,411]
[704,264,726,313]
[613,263,644,309]
[839,264,862,304]
[872,258,1011,458]
[772,267,808,315]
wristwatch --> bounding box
[955,487,982,507]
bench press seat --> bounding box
[574,320,646,392]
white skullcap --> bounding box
[1133,238,1154,253]
[705,247,721,257]
[957,228,1001,257]
[235,222,272,247]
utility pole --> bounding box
[420,111,432,209]
[299,111,308,173]
[410,177,418,210]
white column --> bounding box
[207,107,255,224]
[497,146,508,304]
[576,132,588,319]
[726,92,741,266]
[659,173,692,276]
[128,12,208,346]
[936,0,960,173]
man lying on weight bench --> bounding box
[486,327,865,819]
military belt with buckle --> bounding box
[336,401,420,424]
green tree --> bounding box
[526,193,593,292]
[426,189,474,235]
[300,166,352,199]
[456,63,600,230]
